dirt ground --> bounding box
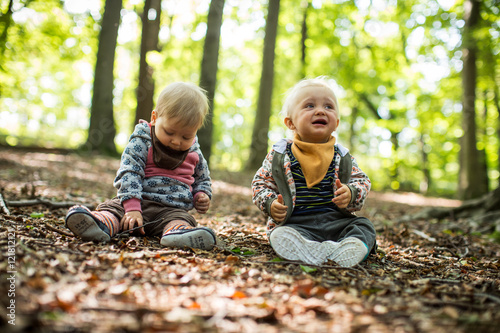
[0,148,499,333]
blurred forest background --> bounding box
[1,0,499,200]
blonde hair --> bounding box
[280,76,340,118]
[155,82,209,128]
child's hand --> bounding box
[121,210,145,234]
[332,179,351,209]
[271,194,288,222]
[194,193,210,214]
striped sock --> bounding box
[93,211,120,236]
[162,223,193,237]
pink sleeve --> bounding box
[122,198,142,213]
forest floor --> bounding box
[0,148,499,333]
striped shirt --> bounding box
[286,143,338,215]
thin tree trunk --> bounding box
[198,0,225,166]
[247,0,280,171]
[349,105,358,154]
[458,0,486,199]
[489,53,500,189]
[135,0,161,126]
[495,89,500,188]
[0,0,14,62]
[478,89,489,192]
[300,1,309,79]
[85,0,122,155]
[420,133,430,194]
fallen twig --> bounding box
[475,292,500,305]
[439,292,500,305]
[412,229,436,242]
[44,222,75,237]
[0,193,10,215]
[427,278,461,284]
[422,299,487,310]
[6,198,93,209]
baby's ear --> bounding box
[335,118,340,129]
[284,117,295,130]
[151,110,157,124]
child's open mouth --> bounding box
[312,119,327,125]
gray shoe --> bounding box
[161,225,216,250]
[65,206,111,242]
[269,226,333,266]
[327,237,368,267]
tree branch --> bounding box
[5,198,93,210]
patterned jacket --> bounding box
[251,138,370,234]
[113,122,212,212]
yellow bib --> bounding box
[291,134,336,188]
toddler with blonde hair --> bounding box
[66,82,216,250]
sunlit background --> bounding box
[1,0,499,197]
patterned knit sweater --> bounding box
[113,121,212,212]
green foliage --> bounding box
[0,0,499,198]
[230,247,256,256]
[300,265,317,273]
[489,231,500,244]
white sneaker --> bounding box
[327,237,368,267]
[270,227,334,266]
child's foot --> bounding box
[65,206,111,242]
[160,224,216,250]
[326,237,368,267]
[269,226,333,266]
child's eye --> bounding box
[305,103,314,109]
[325,105,333,110]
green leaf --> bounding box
[230,247,241,254]
[231,247,255,256]
[300,265,317,273]
[30,212,44,218]
[270,257,284,262]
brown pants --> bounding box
[96,197,197,237]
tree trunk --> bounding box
[478,89,490,192]
[85,0,122,156]
[197,0,225,166]
[349,105,358,154]
[496,89,500,188]
[300,1,309,79]
[420,133,431,194]
[493,71,500,189]
[247,0,280,171]
[134,0,161,126]
[0,0,14,62]
[458,0,487,199]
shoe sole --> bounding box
[66,211,111,242]
[327,238,367,267]
[161,228,216,250]
[269,227,328,266]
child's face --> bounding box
[284,86,340,143]
[151,111,198,151]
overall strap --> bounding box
[271,151,294,224]
[338,152,352,184]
